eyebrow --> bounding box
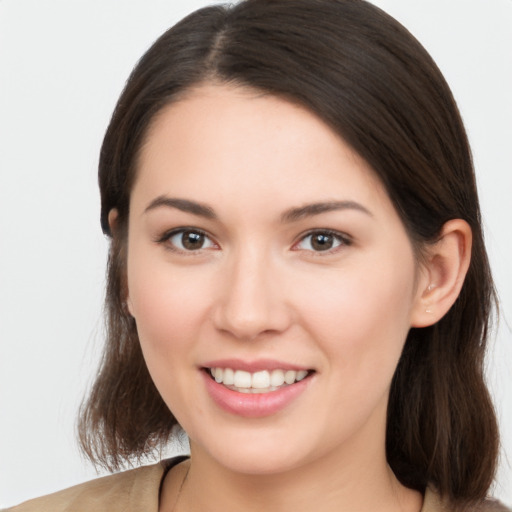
[281,201,373,223]
[144,196,217,219]
[144,196,372,223]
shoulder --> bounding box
[423,487,511,512]
[4,460,172,512]
[471,500,512,512]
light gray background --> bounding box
[0,0,510,507]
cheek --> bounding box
[126,251,214,417]
[126,248,210,360]
[297,256,416,378]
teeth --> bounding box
[251,370,270,389]
[270,369,285,387]
[208,367,310,392]
[223,367,234,385]
[234,370,252,388]
[296,370,308,381]
[284,370,296,385]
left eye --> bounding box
[294,231,349,252]
[167,229,216,251]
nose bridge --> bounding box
[213,242,289,340]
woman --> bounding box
[5,0,509,511]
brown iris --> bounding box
[181,230,206,250]
[310,233,335,251]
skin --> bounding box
[116,83,471,512]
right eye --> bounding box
[159,229,217,252]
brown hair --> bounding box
[78,0,499,508]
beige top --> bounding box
[4,458,509,512]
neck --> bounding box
[163,419,423,512]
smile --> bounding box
[202,365,314,418]
[208,367,310,393]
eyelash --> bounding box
[155,228,352,255]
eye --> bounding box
[294,230,350,252]
[159,228,217,252]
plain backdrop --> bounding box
[0,0,511,508]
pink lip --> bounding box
[201,369,313,418]
[202,358,310,372]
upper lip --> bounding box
[201,358,312,373]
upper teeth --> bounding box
[209,368,309,391]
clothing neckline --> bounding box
[158,456,431,511]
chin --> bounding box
[212,445,310,476]
[188,425,316,476]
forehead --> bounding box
[132,83,393,219]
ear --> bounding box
[108,208,119,234]
[107,208,134,316]
[411,219,472,328]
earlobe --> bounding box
[411,219,472,328]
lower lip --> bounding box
[201,370,312,418]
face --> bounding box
[125,83,427,475]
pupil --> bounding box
[182,231,204,250]
[312,233,333,251]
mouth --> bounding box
[204,367,314,394]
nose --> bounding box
[212,248,292,341]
